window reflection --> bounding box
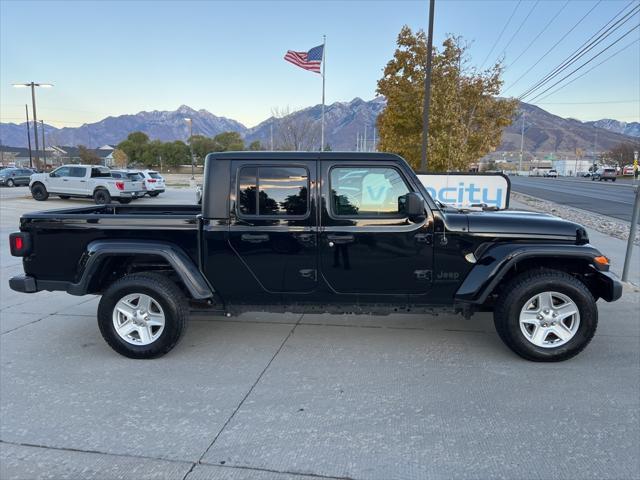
[238,166,308,217]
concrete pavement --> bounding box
[1,188,639,480]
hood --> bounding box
[462,210,587,242]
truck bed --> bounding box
[19,204,202,283]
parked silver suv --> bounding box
[591,168,617,182]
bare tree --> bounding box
[271,106,320,151]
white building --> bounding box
[553,159,593,176]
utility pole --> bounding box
[270,123,274,151]
[185,118,194,179]
[41,120,47,168]
[420,0,436,172]
[363,125,367,153]
[25,105,33,169]
[519,111,525,172]
[12,83,53,170]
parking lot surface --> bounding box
[1,188,639,479]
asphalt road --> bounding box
[0,188,639,479]
[509,176,637,222]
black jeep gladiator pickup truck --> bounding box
[9,152,622,361]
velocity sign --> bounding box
[417,173,511,209]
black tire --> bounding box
[612,178,616,182]
[148,191,160,197]
[93,188,111,205]
[6,179,14,187]
[493,269,597,362]
[97,272,189,359]
[30,183,49,201]
[58,195,70,199]
[591,177,595,181]
[116,198,132,204]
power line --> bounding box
[532,38,640,103]
[537,100,639,105]
[507,0,570,69]
[526,25,640,103]
[497,0,540,63]
[519,2,639,99]
[502,0,602,94]
[479,0,522,69]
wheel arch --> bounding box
[455,244,612,305]
[73,240,213,300]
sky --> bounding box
[1,0,639,129]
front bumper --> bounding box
[594,270,623,302]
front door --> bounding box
[228,160,318,294]
[319,161,433,298]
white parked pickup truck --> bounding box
[29,165,146,204]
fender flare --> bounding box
[70,240,213,299]
[455,243,605,304]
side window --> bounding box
[330,167,411,217]
[53,166,71,177]
[91,167,111,178]
[69,167,86,178]
[238,166,309,217]
[111,172,122,179]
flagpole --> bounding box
[321,34,326,151]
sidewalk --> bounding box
[511,199,639,286]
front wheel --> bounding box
[31,183,49,201]
[116,198,132,204]
[6,179,14,187]
[494,269,597,362]
[97,273,189,359]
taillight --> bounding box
[115,181,125,191]
[10,232,31,256]
[148,179,156,183]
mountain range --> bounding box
[1,98,638,154]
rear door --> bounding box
[319,160,433,298]
[228,160,318,293]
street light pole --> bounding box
[420,0,436,172]
[12,82,53,170]
[25,105,33,169]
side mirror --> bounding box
[49,172,56,178]
[402,192,425,217]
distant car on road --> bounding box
[591,168,617,182]
[622,165,635,176]
[544,169,558,178]
[0,168,32,187]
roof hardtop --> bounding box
[206,151,403,162]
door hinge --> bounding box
[414,269,432,281]
[299,269,317,281]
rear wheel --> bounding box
[31,183,49,201]
[494,269,597,362]
[148,191,160,197]
[97,273,189,359]
[93,188,111,205]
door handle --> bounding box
[326,234,355,245]
[414,233,432,244]
[62,178,69,181]
[295,233,315,243]
[241,233,269,243]
[80,180,86,183]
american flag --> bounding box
[284,44,324,74]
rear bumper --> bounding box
[9,275,37,293]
